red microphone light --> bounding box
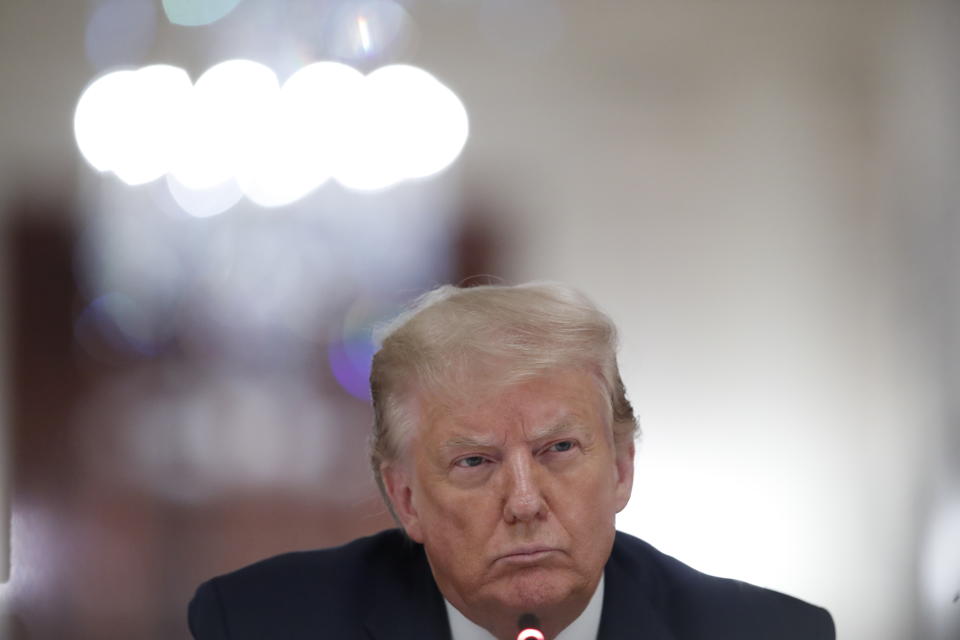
[517,629,545,640]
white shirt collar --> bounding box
[444,575,605,640]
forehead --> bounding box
[416,368,610,443]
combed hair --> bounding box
[369,281,639,509]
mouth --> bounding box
[496,547,561,565]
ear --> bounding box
[381,463,425,542]
[613,439,635,513]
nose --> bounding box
[502,452,546,524]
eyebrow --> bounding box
[440,433,498,451]
[439,416,586,452]
[528,417,587,443]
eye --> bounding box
[548,440,576,453]
[455,455,487,468]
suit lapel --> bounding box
[363,539,453,640]
[598,534,677,640]
[363,532,675,640]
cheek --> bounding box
[417,483,499,537]
[553,464,619,522]
[419,492,503,575]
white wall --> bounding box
[421,2,955,638]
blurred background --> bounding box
[1,0,959,638]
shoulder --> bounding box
[197,528,414,603]
[188,529,420,639]
[608,531,836,640]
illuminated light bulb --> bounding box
[75,59,469,201]
[517,630,545,640]
[349,64,420,188]
[74,70,137,172]
[170,59,279,190]
[412,79,469,176]
[237,62,363,207]
[334,64,469,191]
[332,65,406,191]
[332,88,402,191]
[364,64,468,181]
[235,120,319,207]
[113,64,193,186]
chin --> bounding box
[495,568,582,611]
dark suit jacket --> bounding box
[189,529,835,639]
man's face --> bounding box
[383,368,634,631]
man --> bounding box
[189,282,835,639]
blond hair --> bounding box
[369,282,638,507]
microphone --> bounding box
[516,613,545,640]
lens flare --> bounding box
[358,15,372,52]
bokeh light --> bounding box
[328,338,375,401]
[165,173,244,218]
[334,64,469,191]
[74,65,193,186]
[170,59,279,190]
[75,168,457,371]
[161,0,243,27]
[326,296,400,400]
[115,65,193,186]
[75,69,137,173]
[365,64,469,180]
[236,62,363,207]
[74,59,469,209]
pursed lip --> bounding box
[495,546,561,563]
